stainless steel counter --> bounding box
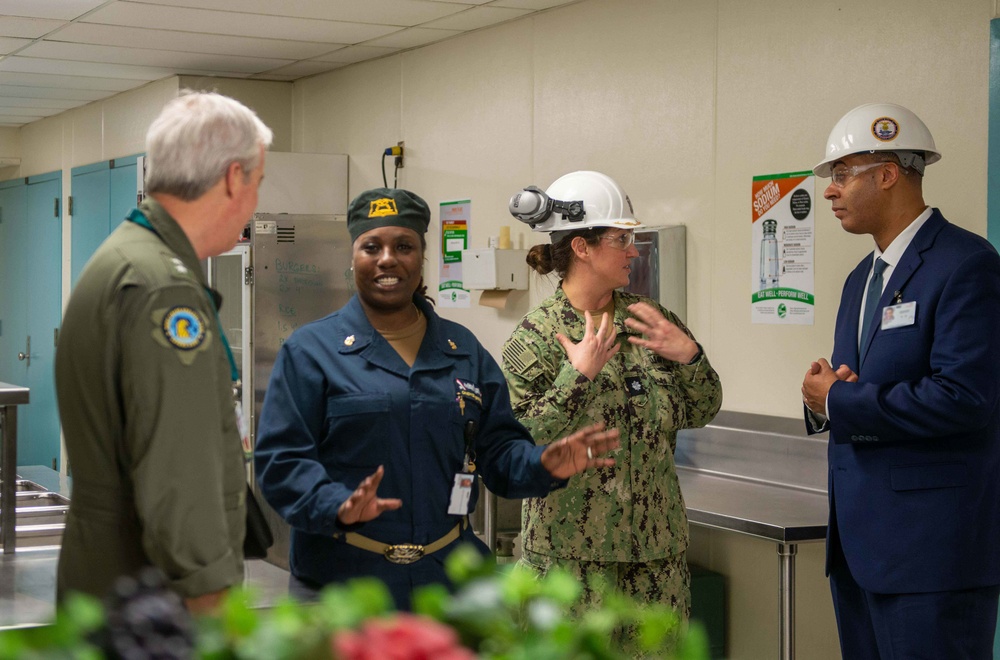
[676,411,828,660]
[1,381,30,555]
[678,468,827,543]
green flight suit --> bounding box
[501,288,722,563]
[55,198,245,601]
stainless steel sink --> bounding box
[1,477,68,552]
[14,480,48,493]
[15,492,69,508]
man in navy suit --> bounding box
[802,103,1000,659]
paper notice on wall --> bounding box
[751,171,815,325]
[439,199,471,308]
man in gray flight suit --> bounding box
[54,91,272,613]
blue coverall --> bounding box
[255,294,565,609]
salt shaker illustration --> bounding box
[759,218,779,290]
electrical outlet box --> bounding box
[461,248,528,290]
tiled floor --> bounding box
[0,548,59,628]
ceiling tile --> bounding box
[422,5,532,31]
[0,96,80,109]
[487,0,578,9]
[312,44,400,64]
[365,27,462,49]
[0,0,107,21]
[0,71,144,91]
[0,55,199,80]
[137,0,466,27]
[0,16,66,38]
[0,36,31,54]
[0,84,110,100]
[83,3,400,43]
[257,60,347,78]
[21,41,292,74]
[246,73,300,82]
[52,23,347,60]
[0,0,569,128]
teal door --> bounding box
[70,164,110,287]
[0,179,27,384]
[0,172,62,469]
[23,172,63,469]
[70,155,140,286]
[108,156,140,231]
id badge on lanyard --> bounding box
[447,419,477,515]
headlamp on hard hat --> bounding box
[508,186,585,228]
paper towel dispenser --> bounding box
[461,248,529,290]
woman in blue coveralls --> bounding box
[255,187,620,609]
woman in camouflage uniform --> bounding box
[502,171,723,625]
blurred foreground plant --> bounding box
[0,546,709,660]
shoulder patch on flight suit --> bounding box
[503,337,542,380]
[151,306,212,365]
[162,307,205,349]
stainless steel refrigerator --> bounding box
[209,212,353,569]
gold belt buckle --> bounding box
[384,543,425,565]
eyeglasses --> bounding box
[601,230,636,250]
[830,161,886,187]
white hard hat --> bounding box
[509,170,643,239]
[813,103,941,177]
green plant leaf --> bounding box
[411,583,450,620]
[537,569,580,606]
[444,544,489,585]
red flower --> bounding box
[332,613,475,660]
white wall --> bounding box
[294,0,992,422]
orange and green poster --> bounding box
[751,171,815,324]
[439,199,471,308]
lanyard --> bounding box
[126,209,239,383]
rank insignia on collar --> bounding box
[448,339,457,350]
[344,335,355,346]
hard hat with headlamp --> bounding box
[509,170,643,241]
[813,103,941,177]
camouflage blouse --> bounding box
[501,288,722,562]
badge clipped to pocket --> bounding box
[881,301,916,330]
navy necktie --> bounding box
[860,257,888,357]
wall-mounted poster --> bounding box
[438,199,471,308]
[751,171,815,325]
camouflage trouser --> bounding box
[518,549,690,656]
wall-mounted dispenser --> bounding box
[461,248,529,291]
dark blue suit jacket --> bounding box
[813,209,1000,594]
